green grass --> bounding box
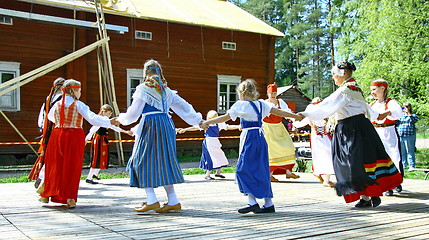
[1,148,428,184]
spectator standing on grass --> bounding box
[397,102,419,171]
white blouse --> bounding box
[228,100,272,122]
[117,87,202,127]
[264,98,292,113]
[371,99,403,124]
[301,86,378,122]
[48,95,113,128]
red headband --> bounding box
[371,82,388,88]
[267,84,278,93]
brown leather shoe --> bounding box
[323,181,335,187]
[312,173,324,183]
[155,203,181,213]
[270,176,279,182]
[134,202,160,212]
[38,197,49,203]
[286,173,300,179]
[67,199,76,208]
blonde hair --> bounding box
[237,79,259,101]
[143,59,166,83]
[63,79,81,99]
[99,104,114,114]
[371,78,389,99]
[206,110,218,120]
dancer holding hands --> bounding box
[201,79,303,214]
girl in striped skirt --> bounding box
[116,59,203,213]
[299,62,402,208]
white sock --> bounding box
[93,168,101,177]
[247,194,257,206]
[87,168,95,180]
[264,198,273,208]
[361,195,370,201]
[205,170,211,177]
[144,188,158,205]
[164,185,179,206]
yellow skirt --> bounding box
[263,122,296,167]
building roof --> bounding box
[21,0,285,37]
[277,85,311,100]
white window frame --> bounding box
[135,30,152,40]
[0,61,21,111]
[217,75,241,114]
[0,16,13,25]
[222,41,236,50]
[126,68,143,107]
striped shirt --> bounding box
[397,113,418,137]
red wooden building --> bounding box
[0,0,284,163]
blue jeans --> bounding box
[400,134,416,168]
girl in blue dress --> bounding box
[116,59,203,213]
[201,79,303,214]
[179,110,240,180]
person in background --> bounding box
[397,102,419,171]
[263,83,300,182]
[85,104,132,184]
[369,79,404,196]
[178,110,240,180]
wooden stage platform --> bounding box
[1,173,428,239]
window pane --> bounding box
[220,84,227,92]
[131,78,140,88]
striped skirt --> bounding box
[127,112,184,188]
[332,114,403,203]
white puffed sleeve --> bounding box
[76,101,112,128]
[170,93,202,126]
[301,89,348,121]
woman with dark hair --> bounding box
[298,61,403,208]
[397,102,418,171]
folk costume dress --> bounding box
[117,75,202,189]
[370,98,403,173]
[263,99,296,175]
[301,79,402,203]
[199,123,229,171]
[295,105,335,176]
[86,125,124,170]
[41,96,112,204]
[228,100,273,199]
[29,92,62,181]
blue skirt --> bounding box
[236,129,273,199]
[127,113,184,188]
[199,139,227,171]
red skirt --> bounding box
[41,128,85,204]
[90,134,109,169]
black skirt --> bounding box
[332,114,402,203]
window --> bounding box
[135,31,152,40]
[0,16,13,25]
[126,69,143,107]
[0,62,20,111]
[217,75,241,114]
[222,41,236,50]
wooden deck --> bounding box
[1,173,428,240]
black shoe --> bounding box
[395,185,402,193]
[238,204,260,214]
[204,176,214,180]
[355,199,372,208]
[371,197,381,207]
[86,179,98,184]
[215,174,226,179]
[384,190,394,196]
[93,175,101,180]
[34,178,42,189]
[257,205,275,213]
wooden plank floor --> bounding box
[0,173,428,240]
